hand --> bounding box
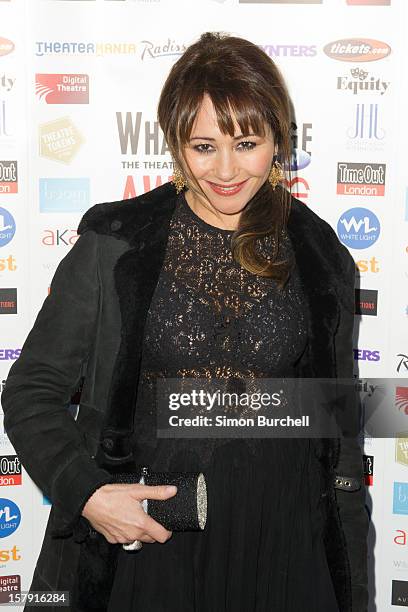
[81,483,177,544]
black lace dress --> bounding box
[107,192,339,612]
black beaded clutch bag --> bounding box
[86,466,207,537]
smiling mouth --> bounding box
[207,179,248,189]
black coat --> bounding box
[2,182,368,611]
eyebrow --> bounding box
[189,133,259,142]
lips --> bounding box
[207,179,248,196]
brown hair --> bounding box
[157,31,293,287]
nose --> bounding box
[214,149,239,183]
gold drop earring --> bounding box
[171,165,187,194]
[268,160,284,190]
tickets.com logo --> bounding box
[324,38,391,62]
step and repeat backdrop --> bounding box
[0,0,407,609]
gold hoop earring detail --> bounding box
[268,161,284,190]
[172,166,187,194]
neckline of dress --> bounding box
[178,191,235,235]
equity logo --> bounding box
[0,39,14,58]
[324,38,391,62]
[337,207,380,250]
[337,162,385,196]
[35,74,89,104]
[39,117,84,164]
[396,434,408,467]
[355,288,378,316]
[0,161,17,194]
[396,387,408,415]
[0,456,21,486]
[337,67,389,95]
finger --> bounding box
[140,513,173,544]
[131,484,178,501]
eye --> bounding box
[236,141,256,151]
[193,143,214,154]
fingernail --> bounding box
[166,485,177,494]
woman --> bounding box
[2,32,368,611]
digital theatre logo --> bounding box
[35,74,89,104]
[337,162,385,196]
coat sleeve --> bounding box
[334,245,369,612]
[1,229,113,533]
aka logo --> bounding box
[41,229,79,247]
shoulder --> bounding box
[288,194,356,310]
[77,182,178,242]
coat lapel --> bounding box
[93,184,343,465]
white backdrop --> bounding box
[0,0,407,609]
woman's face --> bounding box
[182,94,276,229]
